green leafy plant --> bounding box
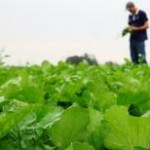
[0,61,150,150]
[66,142,95,150]
[104,106,150,150]
[0,100,31,139]
[50,106,90,149]
[122,27,132,37]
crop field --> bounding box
[0,61,150,150]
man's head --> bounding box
[126,2,137,14]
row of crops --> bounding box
[0,60,150,150]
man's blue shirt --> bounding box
[128,10,148,42]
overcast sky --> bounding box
[0,0,150,65]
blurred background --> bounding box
[0,0,149,65]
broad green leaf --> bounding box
[87,108,103,132]
[0,140,17,150]
[0,75,44,104]
[134,146,150,150]
[86,108,104,149]
[0,100,31,139]
[38,107,64,129]
[50,106,90,149]
[65,142,95,150]
[105,106,150,150]
[41,60,53,74]
[116,77,150,115]
[0,97,11,108]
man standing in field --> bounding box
[126,2,149,64]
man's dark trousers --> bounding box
[130,39,147,64]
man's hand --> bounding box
[129,26,139,31]
[129,22,149,31]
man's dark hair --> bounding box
[126,2,135,9]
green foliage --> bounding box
[85,108,104,149]
[0,61,150,149]
[0,72,44,103]
[0,100,31,139]
[122,27,132,37]
[50,106,89,149]
[66,142,95,150]
[134,147,150,150]
[105,106,150,150]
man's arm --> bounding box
[130,21,149,31]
